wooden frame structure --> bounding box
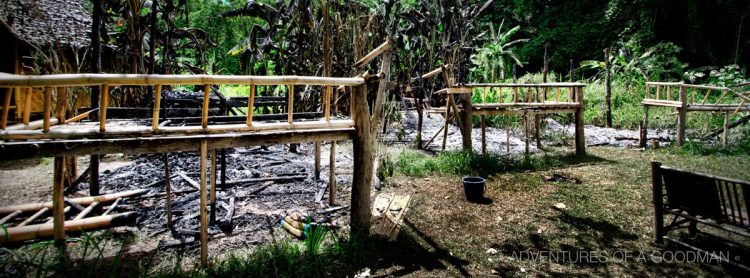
[463,83,587,156]
[0,73,375,267]
[641,82,750,147]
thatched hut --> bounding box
[0,0,91,122]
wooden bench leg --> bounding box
[652,162,665,244]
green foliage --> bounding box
[579,40,685,86]
[303,218,330,258]
[377,155,395,182]
[470,20,528,82]
[685,64,748,86]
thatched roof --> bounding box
[0,0,91,48]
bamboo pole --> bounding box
[72,202,99,221]
[210,149,217,223]
[315,142,321,180]
[45,207,69,224]
[1,88,11,129]
[353,39,392,68]
[152,85,162,132]
[351,84,372,234]
[199,139,209,266]
[481,116,486,155]
[288,85,294,124]
[164,153,172,227]
[0,210,22,225]
[0,73,366,87]
[17,207,49,227]
[676,86,687,146]
[441,98,451,150]
[723,112,730,147]
[575,87,586,155]
[247,85,255,126]
[524,114,529,155]
[43,87,52,132]
[53,157,65,246]
[99,85,109,132]
[0,212,136,244]
[506,116,511,153]
[23,87,31,126]
[55,87,67,125]
[202,84,210,129]
[0,189,148,214]
[329,140,336,205]
[640,106,649,148]
[325,85,331,121]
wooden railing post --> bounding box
[676,85,687,146]
[99,85,109,132]
[460,93,473,151]
[53,156,66,247]
[325,85,331,121]
[23,87,32,126]
[247,85,255,126]
[351,84,372,235]
[574,87,586,156]
[43,86,52,132]
[152,85,162,132]
[202,84,210,129]
[288,85,294,124]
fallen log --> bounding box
[703,114,750,140]
[0,212,137,243]
[0,189,148,214]
[176,172,200,190]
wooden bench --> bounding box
[652,162,750,269]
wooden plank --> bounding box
[199,139,209,266]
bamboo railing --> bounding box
[0,74,366,140]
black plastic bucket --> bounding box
[462,176,485,202]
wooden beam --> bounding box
[351,84,372,234]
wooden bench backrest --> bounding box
[657,164,750,227]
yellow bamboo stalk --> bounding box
[288,85,294,124]
[202,84,210,129]
[23,87,32,125]
[43,86,52,132]
[99,85,109,132]
[152,85,162,132]
[247,85,255,126]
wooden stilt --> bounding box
[574,87,586,155]
[506,116,511,153]
[164,153,173,227]
[220,149,227,188]
[723,112,730,147]
[329,141,336,206]
[53,157,66,247]
[247,85,255,126]
[288,85,294,124]
[441,97,451,150]
[199,139,209,267]
[315,142,321,180]
[90,155,100,197]
[56,87,67,125]
[676,86,687,147]
[152,85,162,132]
[210,149,217,223]
[351,84,372,234]
[524,114,530,155]
[640,106,649,148]
[481,115,486,155]
[460,94,473,151]
[202,84,210,129]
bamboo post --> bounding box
[247,85,255,126]
[210,149,217,223]
[325,85,331,121]
[72,202,99,220]
[288,85,294,124]
[506,116,511,153]
[199,139,209,266]
[574,87,586,155]
[202,84,210,129]
[18,207,50,227]
[329,141,336,205]
[99,85,109,132]
[640,106,649,148]
[652,161,664,244]
[164,153,172,227]
[723,112,730,147]
[1,88,11,129]
[524,114,529,155]
[152,85,162,132]
[656,86,661,100]
[460,93,473,151]
[23,87,32,126]
[351,84,372,234]
[534,88,542,149]
[55,87,67,125]
[676,86,687,146]
[53,157,66,247]
[481,115,486,155]
[90,155,100,197]
[43,86,52,132]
